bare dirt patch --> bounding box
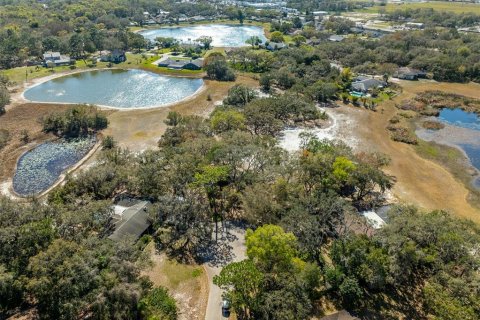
[142,243,208,320]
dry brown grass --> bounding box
[142,243,208,320]
[351,80,480,222]
[104,75,259,151]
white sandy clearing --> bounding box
[279,108,359,152]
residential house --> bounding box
[393,67,427,80]
[108,200,152,242]
[351,78,386,93]
[100,49,127,63]
[266,42,287,51]
[158,58,204,70]
[43,51,71,67]
[328,35,346,42]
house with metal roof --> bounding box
[108,201,152,242]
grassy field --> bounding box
[1,52,203,85]
[362,1,480,14]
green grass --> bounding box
[1,52,203,85]
[360,1,480,14]
[162,259,203,289]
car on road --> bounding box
[222,299,231,318]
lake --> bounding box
[24,69,204,109]
[417,108,480,189]
[13,136,96,196]
[140,24,267,47]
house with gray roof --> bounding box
[266,41,287,51]
[351,78,386,93]
[43,51,71,67]
[393,67,427,80]
[158,58,204,70]
[108,200,152,242]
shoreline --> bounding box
[2,136,102,200]
[19,67,207,111]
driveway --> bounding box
[202,222,247,320]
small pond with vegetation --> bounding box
[139,24,267,47]
[23,69,204,109]
[13,136,96,196]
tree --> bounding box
[213,260,263,319]
[245,36,262,48]
[210,109,246,133]
[155,37,177,49]
[270,31,285,43]
[238,9,245,24]
[292,35,306,47]
[205,57,236,81]
[196,36,213,50]
[0,85,9,115]
[191,165,230,241]
[138,287,178,320]
[223,84,257,107]
[246,225,298,273]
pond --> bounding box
[139,24,267,47]
[417,108,480,189]
[23,69,204,109]
[13,136,96,196]
[439,108,480,131]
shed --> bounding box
[108,201,152,242]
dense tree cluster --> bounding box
[43,105,108,138]
[0,196,176,319]
[385,8,480,28]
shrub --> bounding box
[101,136,116,149]
[389,115,400,124]
[138,287,178,320]
[0,129,9,150]
[387,125,418,145]
[422,121,445,130]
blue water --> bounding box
[13,137,96,196]
[24,69,204,109]
[439,108,480,131]
[140,24,267,47]
[459,143,480,171]
[437,109,480,187]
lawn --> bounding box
[1,52,203,85]
[361,1,480,14]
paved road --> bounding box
[203,222,246,320]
